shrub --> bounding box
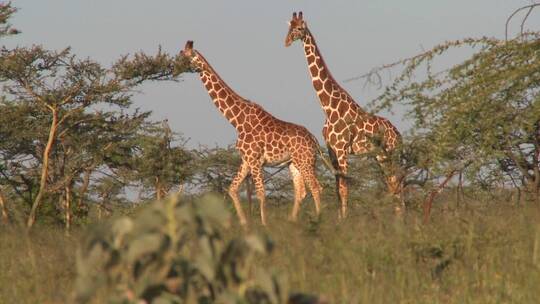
[74,194,319,303]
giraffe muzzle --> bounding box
[285,36,293,47]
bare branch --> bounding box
[505,3,540,41]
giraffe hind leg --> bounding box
[250,163,267,226]
[300,164,322,217]
[289,163,307,222]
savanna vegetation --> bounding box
[1,2,540,303]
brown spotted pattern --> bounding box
[180,41,322,226]
[285,12,403,217]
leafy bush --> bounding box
[74,195,319,303]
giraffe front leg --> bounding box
[388,175,404,213]
[250,164,267,226]
[228,161,250,226]
[326,143,341,207]
[376,153,404,213]
[289,163,307,222]
[336,152,349,220]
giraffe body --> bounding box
[285,12,403,218]
[180,41,322,225]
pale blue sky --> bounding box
[5,0,539,146]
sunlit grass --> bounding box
[1,194,540,303]
[0,226,78,303]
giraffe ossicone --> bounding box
[179,40,326,226]
[284,12,404,218]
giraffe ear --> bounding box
[298,11,303,20]
[287,21,291,26]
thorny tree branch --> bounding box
[343,59,405,87]
[343,37,498,88]
[505,2,540,41]
[345,4,540,87]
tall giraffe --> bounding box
[179,40,323,226]
[284,12,403,217]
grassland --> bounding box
[1,195,540,303]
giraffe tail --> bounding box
[309,134,350,180]
[317,147,351,180]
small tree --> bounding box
[131,120,195,200]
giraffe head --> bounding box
[179,40,205,73]
[284,11,307,47]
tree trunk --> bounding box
[516,186,522,206]
[27,109,58,229]
[0,187,8,224]
[97,204,102,220]
[155,176,162,201]
[64,183,72,231]
[533,174,540,206]
[423,170,456,223]
[534,144,540,205]
[456,171,464,208]
[77,167,93,211]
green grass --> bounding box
[2,196,540,303]
[253,201,540,303]
[0,226,78,303]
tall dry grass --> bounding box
[1,194,540,303]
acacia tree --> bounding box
[0,46,138,228]
[0,84,153,225]
[51,110,151,229]
[355,18,540,219]
[0,2,18,223]
[0,18,191,227]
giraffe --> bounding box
[179,40,324,226]
[284,12,403,218]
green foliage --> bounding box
[75,195,294,304]
[113,47,189,85]
[365,34,540,199]
[131,121,195,200]
[0,2,19,38]
[0,46,132,108]
[192,146,242,195]
[0,30,195,226]
[0,45,147,226]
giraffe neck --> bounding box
[302,29,366,117]
[195,51,246,129]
